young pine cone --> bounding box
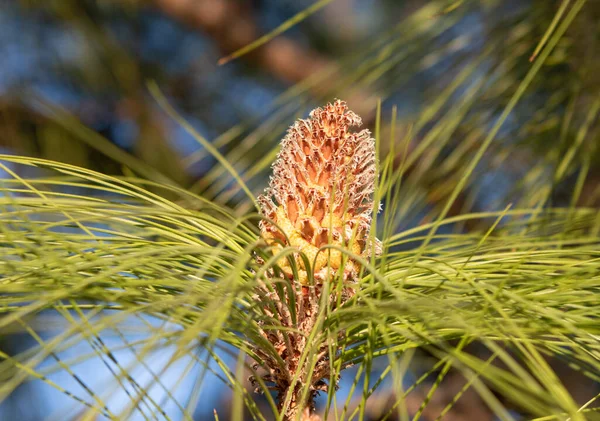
[258,100,382,285]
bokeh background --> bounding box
[1,0,599,420]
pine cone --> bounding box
[259,100,381,285]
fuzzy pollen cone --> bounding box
[258,100,382,285]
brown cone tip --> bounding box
[259,100,382,285]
